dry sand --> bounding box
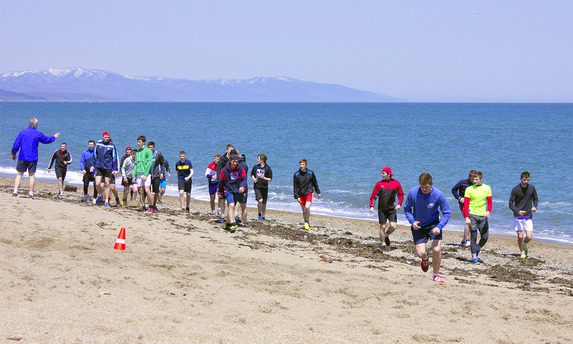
[1,176,572,343]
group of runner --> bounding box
[11,118,539,284]
[369,166,538,283]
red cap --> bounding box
[382,166,393,176]
[126,147,132,150]
[102,131,110,136]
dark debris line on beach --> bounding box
[11,189,573,296]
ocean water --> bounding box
[1,102,572,245]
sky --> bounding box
[1,0,572,102]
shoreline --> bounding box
[3,173,570,247]
[2,175,573,342]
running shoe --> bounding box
[141,207,147,213]
[28,195,34,200]
[229,224,238,233]
[460,240,467,247]
[381,243,387,251]
[185,207,190,213]
[12,192,17,197]
[421,257,430,272]
[95,197,102,205]
[82,195,89,202]
[238,223,246,227]
[385,235,391,247]
[304,222,311,231]
[104,202,110,208]
[473,258,480,264]
[258,215,262,221]
[147,208,155,213]
[520,253,526,259]
[524,244,528,257]
[433,276,445,284]
[463,240,471,247]
[158,201,163,204]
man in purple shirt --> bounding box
[11,117,60,199]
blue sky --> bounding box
[1,1,572,102]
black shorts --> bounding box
[55,168,67,180]
[378,208,397,224]
[238,190,248,204]
[151,177,161,193]
[124,177,134,187]
[83,172,95,184]
[254,188,268,203]
[178,181,192,193]
[16,160,37,173]
[110,174,116,184]
[96,167,112,179]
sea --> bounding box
[1,102,572,245]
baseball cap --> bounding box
[102,131,110,136]
[126,147,132,150]
[382,166,393,176]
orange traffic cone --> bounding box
[113,228,126,250]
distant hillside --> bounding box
[0,88,46,101]
[0,67,403,102]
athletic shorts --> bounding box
[377,208,397,224]
[225,192,240,205]
[110,174,116,184]
[255,188,269,203]
[514,217,533,232]
[55,168,66,180]
[299,193,313,206]
[238,190,248,204]
[151,177,161,193]
[123,177,134,187]
[136,174,152,188]
[178,181,191,193]
[411,222,442,245]
[159,179,167,189]
[96,168,112,179]
[83,172,95,184]
[208,182,219,195]
[16,160,37,173]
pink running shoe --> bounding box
[421,257,430,272]
[433,276,445,284]
[147,208,155,213]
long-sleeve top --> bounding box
[509,183,538,218]
[79,148,95,172]
[150,150,166,179]
[463,184,493,217]
[48,150,72,170]
[93,139,119,172]
[451,178,472,201]
[121,157,135,179]
[293,168,321,199]
[219,163,247,193]
[11,126,56,161]
[133,146,153,177]
[403,186,452,230]
[369,179,404,210]
[205,161,218,184]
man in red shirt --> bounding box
[370,166,404,251]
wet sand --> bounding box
[1,176,572,343]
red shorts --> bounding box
[299,193,313,205]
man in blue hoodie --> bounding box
[11,117,60,199]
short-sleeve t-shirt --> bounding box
[251,164,273,189]
[176,159,193,183]
[464,184,492,217]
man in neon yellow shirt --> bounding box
[463,171,492,264]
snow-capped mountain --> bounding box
[0,67,402,102]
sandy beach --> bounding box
[1,176,572,343]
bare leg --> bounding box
[431,239,442,275]
[227,203,236,224]
[14,171,23,193]
[240,202,247,224]
[28,172,36,195]
[57,177,64,194]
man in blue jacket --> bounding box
[80,140,98,202]
[11,117,60,199]
[93,131,119,207]
[404,173,451,284]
